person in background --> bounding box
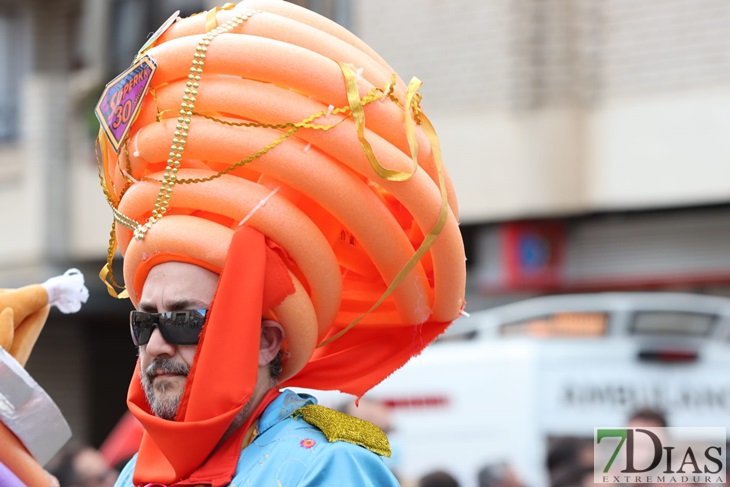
[550,464,593,487]
[477,462,525,487]
[625,407,678,487]
[419,469,460,487]
[545,437,593,487]
[46,441,118,487]
[627,407,668,429]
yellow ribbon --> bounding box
[95,135,130,299]
[338,62,418,182]
[99,222,129,300]
[205,3,236,32]
[404,77,422,169]
[318,97,449,347]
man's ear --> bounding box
[259,319,285,367]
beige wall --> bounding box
[354,0,730,222]
[587,88,730,210]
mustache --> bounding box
[143,358,189,380]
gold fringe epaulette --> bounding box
[294,404,391,457]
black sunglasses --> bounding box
[129,309,208,346]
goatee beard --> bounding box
[141,358,190,420]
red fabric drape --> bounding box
[129,226,293,486]
[283,320,451,397]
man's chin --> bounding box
[150,392,183,420]
[146,379,185,417]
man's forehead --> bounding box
[139,262,219,311]
[147,261,214,279]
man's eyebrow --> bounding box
[138,302,157,313]
[166,298,208,311]
[137,298,208,313]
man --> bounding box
[95,1,466,486]
[115,257,398,486]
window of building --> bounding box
[0,6,26,142]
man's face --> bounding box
[137,262,219,419]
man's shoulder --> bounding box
[293,403,391,457]
[235,404,398,486]
[260,390,390,457]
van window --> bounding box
[630,311,716,337]
[500,312,608,337]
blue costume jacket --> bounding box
[115,390,399,486]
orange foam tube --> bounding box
[117,178,342,330]
[131,77,459,215]
[120,218,227,304]
[127,123,433,324]
[157,0,399,87]
[0,424,52,487]
[128,120,462,322]
[148,34,381,117]
[272,272,318,380]
[246,0,398,76]
[154,10,406,99]
[122,216,320,379]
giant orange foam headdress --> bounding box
[96,0,466,484]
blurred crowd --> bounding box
[365,404,726,487]
[45,401,729,487]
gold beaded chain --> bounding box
[132,9,261,240]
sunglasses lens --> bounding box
[159,310,207,345]
[130,312,154,346]
[129,310,207,346]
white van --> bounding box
[317,292,730,487]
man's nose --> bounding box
[144,326,176,357]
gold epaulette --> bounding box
[294,404,391,457]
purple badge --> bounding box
[95,55,157,152]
